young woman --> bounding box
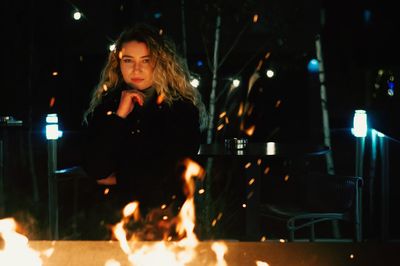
[83,23,206,215]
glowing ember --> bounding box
[263,166,270,175]
[246,105,254,116]
[156,94,165,105]
[49,97,56,107]
[252,14,259,23]
[284,174,289,182]
[245,125,256,136]
[237,102,244,116]
[248,178,255,185]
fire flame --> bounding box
[108,158,229,266]
[0,218,53,266]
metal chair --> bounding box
[52,166,90,239]
[260,173,363,242]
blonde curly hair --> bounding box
[83,23,207,128]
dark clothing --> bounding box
[83,88,201,211]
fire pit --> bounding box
[2,159,399,265]
[26,240,398,266]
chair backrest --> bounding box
[305,173,362,213]
[55,166,89,181]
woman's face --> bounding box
[119,41,155,90]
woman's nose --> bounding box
[133,62,141,72]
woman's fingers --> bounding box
[116,89,145,118]
[129,91,144,106]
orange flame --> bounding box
[109,158,230,266]
[0,218,53,265]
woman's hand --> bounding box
[116,89,145,118]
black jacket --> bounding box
[83,88,201,209]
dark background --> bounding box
[1,0,399,240]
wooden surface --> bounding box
[23,240,399,266]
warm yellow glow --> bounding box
[225,116,229,124]
[248,178,255,185]
[211,242,228,266]
[245,162,252,169]
[242,204,247,208]
[157,94,165,105]
[212,219,217,227]
[105,259,121,266]
[103,84,108,92]
[284,175,289,182]
[52,71,58,76]
[275,100,281,108]
[257,159,262,165]
[237,102,244,116]
[253,14,259,23]
[0,218,44,265]
[122,201,140,221]
[198,188,205,194]
[264,166,270,175]
[104,188,110,195]
[217,124,224,131]
[219,112,226,118]
[246,104,254,116]
[256,261,270,266]
[245,125,256,136]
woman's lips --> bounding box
[131,78,144,83]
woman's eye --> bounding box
[122,58,132,63]
[142,58,150,64]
